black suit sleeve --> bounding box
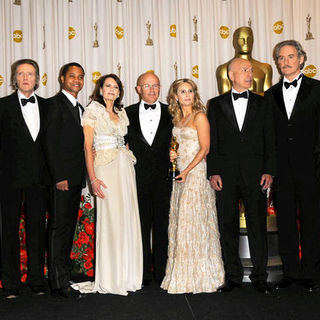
[43,98,66,184]
[206,98,221,177]
[262,96,276,176]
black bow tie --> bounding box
[21,96,35,106]
[284,74,302,89]
[232,91,248,100]
[144,103,156,110]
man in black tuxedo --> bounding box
[126,72,172,285]
[0,59,49,298]
[207,58,276,294]
[265,40,320,292]
[43,63,85,298]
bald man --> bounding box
[207,58,276,294]
[125,73,172,286]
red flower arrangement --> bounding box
[71,193,95,278]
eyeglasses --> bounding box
[140,84,160,89]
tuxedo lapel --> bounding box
[130,103,149,146]
[290,76,310,121]
[220,93,239,130]
[36,95,46,141]
[11,92,35,142]
[151,103,169,147]
[58,92,82,128]
[241,92,257,132]
[273,80,288,120]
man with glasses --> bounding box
[126,72,172,286]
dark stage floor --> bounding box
[1,281,320,320]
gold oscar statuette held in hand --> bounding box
[168,136,180,181]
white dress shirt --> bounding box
[231,88,248,131]
[62,89,83,122]
[282,73,303,119]
[139,100,161,145]
[18,90,40,141]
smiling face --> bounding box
[277,45,304,81]
[61,66,84,98]
[136,73,160,104]
[175,82,195,108]
[101,77,120,104]
[228,58,253,92]
[16,63,37,97]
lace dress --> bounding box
[161,125,225,294]
[72,101,143,296]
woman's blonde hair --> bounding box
[167,78,205,124]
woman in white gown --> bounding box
[161,79,225,294]
[73,74,143,296]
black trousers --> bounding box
[48,185,82,290]
[136,176,171,282]
[0,184,47,291]
[273,164,320,281]
[216,174,268,284]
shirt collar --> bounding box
[283,73,303,84]
[17,90,36,101]
[62,89,78,107]
[139,100,160,109]
[231,88,249,95]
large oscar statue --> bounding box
[216,26,272,96]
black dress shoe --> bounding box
[142,279,151,286]
[30,285,47,295]
[217,280,242,293]
[274,277,300,290]
[252,280,272,294]
[3,289,19,299]
[301,279,320,293]
[52,286,82,299]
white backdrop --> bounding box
[0,0,319,106]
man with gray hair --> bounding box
[265,40,320,292]
[0,59,49,298]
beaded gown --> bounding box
[161,119,225,294]
[72,101,143,296]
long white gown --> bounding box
[72,101,143,296]
[161,121,225,294]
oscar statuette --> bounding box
[168,136,180,181]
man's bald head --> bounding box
[228,58,253,92]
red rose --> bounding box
[78,209,84,219]
[267,207,276,215]
[85,222,94,235]
[74,238,83,248]
[78,232,90,244]
[84,202,92,209]
[70,251,81,260]
[21,273,27,283]
[81,195,85,202]
[84,260,93,270]
[86,269,94,277]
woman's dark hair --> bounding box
[89,73,124,112]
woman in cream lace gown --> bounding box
[161,79,224,294]
[72,74,142,296]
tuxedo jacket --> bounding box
[125,102,172,186]
[264,75,320,179]
[43,91,85,187]
[0,92,49,188]
[207,91,276,186]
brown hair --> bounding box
[89,74,124,112]
[167,78,205,124]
